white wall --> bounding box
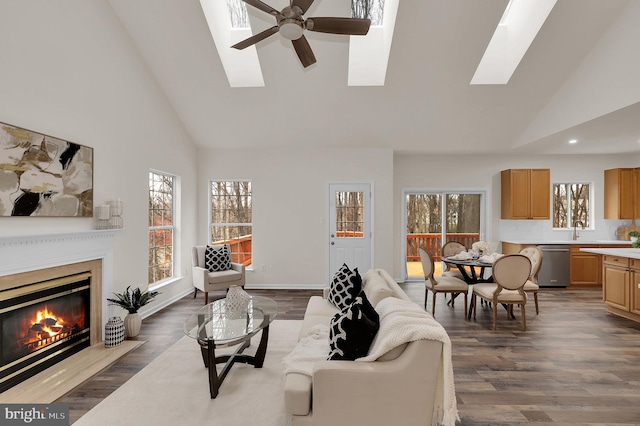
[394,153,640,280]
[0,0,198,316]
[196,147,394,288]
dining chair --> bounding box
[519,246,543,314]
[472,254,531,331]
[440,241,466,280]
[419,247,469,318]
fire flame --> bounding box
[35,307,64,336]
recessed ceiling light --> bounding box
[569,139,578,144]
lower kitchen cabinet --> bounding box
[632,268,640,316]
[603,257,629,310]
[570,246,601,286]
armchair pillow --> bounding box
[327,264,362,311]
[328,291,379,360]
[205,244,232,272]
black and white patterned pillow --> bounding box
[205,245,231,272]
[327,264,362,311]
[328,291,379,361]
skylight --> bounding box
[471,0,557,85]
[227,0,249,29]
[348,0,396,86]
[200,0,264,88]
[352,0,385,26]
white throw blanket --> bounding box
[281,297,459,426]
[359,297,459,426]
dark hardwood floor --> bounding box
[58,285,640,425]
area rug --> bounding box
[73,320,302,426]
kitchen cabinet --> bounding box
[501,169,550,220]
[602,255,629,311]
[631,265,640,316]
[569,246,600,286]
[604,168,640,219]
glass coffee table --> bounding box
[183,295,278,398]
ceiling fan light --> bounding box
[280,20,304,40]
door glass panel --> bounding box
[406,194,442,278]
[444,193,481,248]
[335,191,364,238]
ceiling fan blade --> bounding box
[291,0,314,14]
[306,17,371,35]
[292,36,316,68]
[231,26,279,50]
[242,0,280,16]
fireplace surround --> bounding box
[0,230,117,394]
[1,271,94,392]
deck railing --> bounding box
[406,233,481,261]
[213,235,253,266]
[214,232,479,267]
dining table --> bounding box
[441,255,513,320]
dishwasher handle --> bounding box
[540,248,570,252]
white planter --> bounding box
[124,312,142,337]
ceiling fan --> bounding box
[231,0,371,68]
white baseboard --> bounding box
[244,283,326,290]
[141,287,193,320]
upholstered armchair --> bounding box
[192,245,246,305]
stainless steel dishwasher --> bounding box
[537,245,570,287]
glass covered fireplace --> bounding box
[0,272,92,393]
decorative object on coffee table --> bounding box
[107,286,160,338]
[104,316,125,347]
[225,285,250,319]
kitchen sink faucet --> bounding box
[572,220,585,240]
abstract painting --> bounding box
[0,121,93,217]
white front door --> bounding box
[329,183,372,279]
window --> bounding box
[553,183,590,229]
[335,191,364,238]
[210,181,252,268]
[148,171,175,284]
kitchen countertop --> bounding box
[580,247,640,259]
[503,240,632,246]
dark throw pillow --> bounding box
[327,264,362,311]
[327,291,380,361]
[205,244,231,272]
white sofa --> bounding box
[284,269,454,426]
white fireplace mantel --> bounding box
[0,229,120,329]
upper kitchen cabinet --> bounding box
[501,169,550,220]
[604,168,640,219]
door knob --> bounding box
[331,242,335,245]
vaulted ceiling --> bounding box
[107,0,640,155]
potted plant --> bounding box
[107,286,160,338]
[628,230,640,243]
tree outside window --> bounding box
[210,181,252,267]
[149,171,175,284]
[553,183,590,228]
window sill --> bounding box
[149,276,182,292]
